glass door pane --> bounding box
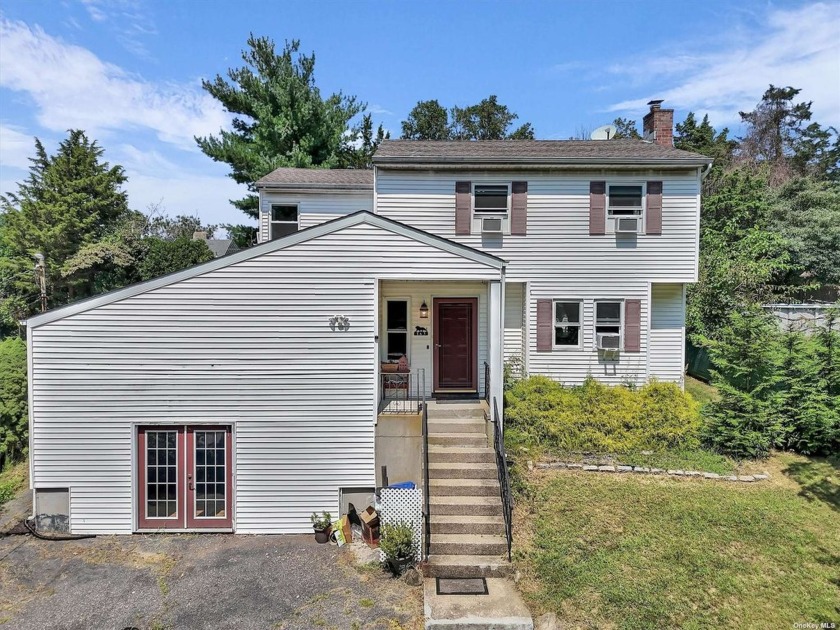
[137,427,184,530]
[186,427,232,529]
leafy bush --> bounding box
[0,337,28,469]
[379,521,415,561]
[505,375,701,455]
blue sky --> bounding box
[1,0,838,229]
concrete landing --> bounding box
[423,577,533,630]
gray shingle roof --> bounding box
[373,139,710,164]
[255,168,373,189]
[205,239,239,258]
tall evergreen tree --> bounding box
[339,113,390,169]
[400,95,535,140]
[196,36,364,219]
[0,131,129,327]
[611,117,641,139]
[401,100,450,140]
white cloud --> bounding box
[0,124,37,170]
[0,17,229,150]
[606,3,840,127]
[81,0,157,57]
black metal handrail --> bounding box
[421,397,431,561]
[483,361,490,405]
[492,397,513,561]
[379,369,424,415]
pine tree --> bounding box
[196,36,364,219]
[0,131,129,327]
[702,309,785,458]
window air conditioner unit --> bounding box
[615,216,640,233]
[596,333,621,351]
[481,217,503,233]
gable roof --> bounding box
[205,239,239,258]
[26,212,505,329]
[374,139,711,167]
[255,167,373,190]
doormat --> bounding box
[436,577,488,595]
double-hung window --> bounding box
[270,204,299,240]
[473,184,510,215]
[595,301,622,349]
[385,299,409,360]
[553,301,582,348]
[607,185,643,217]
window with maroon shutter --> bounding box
[455,181,471,235]
[589,181,606,235]
[624,299,641,352]
[536,299,553,352]
[511,181,527,235]
[646,181,662,235]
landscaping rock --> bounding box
[566,463,583,469]
[583,465,598,471]
[551,462,567,469]
[724,475,739,481]
[597,465,616,472]
[667,470,685,476]
[536,462,549,469]
[633,467,650,473]
[685,471,703,477]
[703,472,720,479]
[527,460,534,471]
[739,475,756,482]
[617,465,633,472]
[753,474,769,480]
[402,567,423,587]
[650,468,664,474]
[535,612,561,630]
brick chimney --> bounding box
[642,99,673,147]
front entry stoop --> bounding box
[422,400,533,629]
[423,578,533,630]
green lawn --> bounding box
[685,376,718,406]
[514,453,840,629]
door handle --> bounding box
[435,343,442,348]
[188,473,194,491]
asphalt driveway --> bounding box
[0,531,422,629]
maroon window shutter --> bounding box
[589,181,606,235]
[536,299,553,352]
[455,181,471,235]
[511,181,528,236]
[646,181,662,235]
[624,299,641,352]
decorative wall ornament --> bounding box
[413,326,428,336]
[329,315,350,331]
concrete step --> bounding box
[424,578,533,630]
[430,496,503,517]
[429,446,496,464]
[423,555,513,579]
[429,433,488,448]
[428,418,486,434]
[430,515,506,536]
[430,478,500,497]
[426,402,486,420]
[430,534,509,556]
[429,462,498,480]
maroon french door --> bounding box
[137,425,233,530]
[433,298,478,392]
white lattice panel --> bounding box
[379,487,423,562]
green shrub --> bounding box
[505,375,701,455]
[0,337,28,469]
[379,521,415,561]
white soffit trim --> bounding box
[26,211,506,328]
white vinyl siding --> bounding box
[649,283,686,385]
[504,282,525,368]
[527,282,649,386]
[30,222,500,534]
[375,169,700,284]
[259,190,373,242]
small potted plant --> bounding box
[311,511,332,544]
[379,521,416,576]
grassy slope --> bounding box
[0,460,28,507]
[685,376,719,406]
[514,453,839,630]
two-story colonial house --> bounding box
[24,102,710,575]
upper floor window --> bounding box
[607,185,643,217]
[270,204,299,240]
[554,301,582,348]
[473,184,510,214]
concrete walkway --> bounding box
[424,578,533,630]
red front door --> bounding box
[434,298,478,392]
[137,425,232,531]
